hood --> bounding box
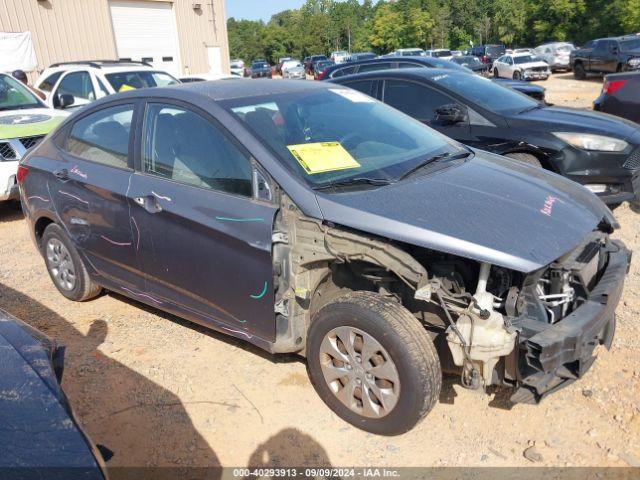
[515,106,640,140]
[0,108,67,140]
[519,61,549,69]
[315,151,614,273]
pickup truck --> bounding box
[571,35,640,79]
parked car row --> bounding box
[17,76,632,437]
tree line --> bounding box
[227,0,640,64]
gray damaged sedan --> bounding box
[18,80,630,435]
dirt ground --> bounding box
[1,73,639,470]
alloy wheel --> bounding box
[46,238,76,291]
[318,326,400,419]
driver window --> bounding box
[143,103,253,197]
[383,80,454,124]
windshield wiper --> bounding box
[313,177,394,191]
[398,150,472,181]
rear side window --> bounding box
[65,104,133,168]
[330,66,356,78]
[142,104,252,197]
[358,63,392,73]
[38,72,62,93]
[384,80,453,123]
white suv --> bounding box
[34,60,179,110]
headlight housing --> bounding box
[553,132,629,152]
[628,58,640,68]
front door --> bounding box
[50,101,143,292]
[128,101,278,341]
[381,79,472,143]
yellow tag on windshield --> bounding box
[119,84,136,92]
[288,142,361,175]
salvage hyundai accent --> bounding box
[19,80,630,435]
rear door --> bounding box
[128,100,278,341]
[50,101,143,292]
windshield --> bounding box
[402,49,424,56]
[486,45,505,56]
[252,62,269,69]
[105,70,179,92]
[621,38,640,50]
[223,88,459,189]
[433,50,452,57]
[316,61,333,69]
[557,44,575,52]
[0,74,42,111]
[431,73,538,115]
[513,55,535,64]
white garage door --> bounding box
[109,0,180,75]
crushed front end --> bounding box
[506,232,631,403]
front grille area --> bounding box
[20,135,45,150]
[0,142,16,161]
[530,66,547,72]
[623,148,640,170]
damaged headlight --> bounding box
[553,132,629,152]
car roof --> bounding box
[173,77,331,100]
[330,67,461,84]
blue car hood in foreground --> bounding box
[315,151,615,273]
[0,310,104,478]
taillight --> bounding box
[16,165,29,184]
[482,55,487,63]
[603,79,627,95]
[317,69,328,80]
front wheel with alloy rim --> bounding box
[306,291,442,435]
[513,70,522,80]
[42,223,102,301]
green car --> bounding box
[0,73,67,201]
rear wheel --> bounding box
[505,152,542,168]
[306,291,441,435]
[493,68,499,78]
[574,63,586,80]
[42,223,101,301]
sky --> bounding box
[226,0,307,21]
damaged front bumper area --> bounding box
[508,238,631,404]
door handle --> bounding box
[54,169,69,181]
[133,195,162,214]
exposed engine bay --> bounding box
[272,194,625,402]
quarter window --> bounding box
[384,80,453,123]
[142,104,252,197]
[57,71,95,102]
[38,72,62,93]
[65,104,133,168]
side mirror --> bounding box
[434,104,468,125]
[54,93,75,109]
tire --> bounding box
[574,63,586,80]
[505,152,542,168]
[513,70,522,80]
[493,68,499,78]
[306,291,442,435]
[41,223,101,302]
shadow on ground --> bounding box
[0,282,221,478]
[245,428,334,479]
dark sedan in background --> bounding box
[0,309,106,478]
[594,71,640,124]
[321,56,546,101]
[332,68,640,206]
[250,60,272,79]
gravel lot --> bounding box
[1,73,639,469]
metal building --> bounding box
[0,0,230,78]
